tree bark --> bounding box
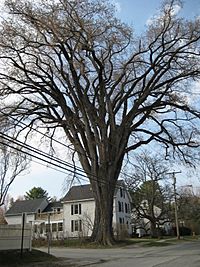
[91,190,115,245]
[75,127,128,245]
[150,221,158,238]
[85,166,117,245]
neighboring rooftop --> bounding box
[62,180,126,202]
[62,184,94,202]
[43,201,63,212]
[5,198,48,216]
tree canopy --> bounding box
[177,187,200,234]
[24,187,49,200]
[0,0,199,245]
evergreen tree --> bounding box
[25,187,49,200]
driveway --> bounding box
[38,240,200,267]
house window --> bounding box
[34,225,37,233]
[46,223,51,233]
[71,220,74,232]
[71,205,73,215]
[120,188,123,198]
[118,201,124,212]
[74,220,79,231]
[40,223,45,234]
[71,204,81,215]
[52,223,57,232]
[53,208,61,214]
[71,220,82,232]
[128,203,130,213]
[120,187,125,198]
[79,204,81,214]
[119,217,122,224]
[118,201,121,212]
[121,202,124,212]
[74,205,79,214]
[125,203,128,213]
[126,221,129,229]
[58,222,63,231]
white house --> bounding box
[5,198,64,239]
[132,200,172,237]
[62,181,132,238]
[5,198,49,225]
[34,201,64,239]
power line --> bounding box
[6,147,80,177]
[0,133,91,180]
[0,137,90,186]
[0,110,93,160]
[0,114,184,196]
[2,111,188,195]
[0,130,104,181]
[0,110,136,180]
[0,132,127,191]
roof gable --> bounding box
[5,198,48,215]
[62,180,129,202]
[62,184,94,202]
[43,201,63,212]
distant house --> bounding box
[5,198,49,225]
[62,181,132,238]
[35,201,63,239]
[5,198,64,239]
[132,200,172,237]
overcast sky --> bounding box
[6,0,200,200]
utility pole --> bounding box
[47,213,51,254]
[167,171,181,240]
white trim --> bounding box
[62,198,94,204]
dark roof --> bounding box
[62,184,94,202]
[43,201,63,212]
[62,181,125,202]
[5,198,47,216]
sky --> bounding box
[4,0,200,200]
[116,0,200,33]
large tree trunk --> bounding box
[88,163,120,246]
[91,195,115,245]
[90,181,116,245]
[76,130,128,245]
[150,221,158,238]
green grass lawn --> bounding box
[116,238,174,247]
[32,235,200,250]
[33,236,176,249]
[142,241,174,247]
[123,235,200,247]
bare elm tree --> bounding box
[0,0,199,244]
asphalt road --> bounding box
[38,240,200,266]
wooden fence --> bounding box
[0,224,32,251]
